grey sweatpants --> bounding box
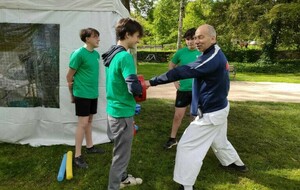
[107,115,134,190]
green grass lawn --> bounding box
[137,62,300,83]
[0,100,299,190]
[232,72,300,83]
[137,62,169,80]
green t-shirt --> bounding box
[171,47,201,91]
[69,47,100,99]
[105,51,137,118]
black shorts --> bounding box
[175,90,192,108]
[74,97,98,116]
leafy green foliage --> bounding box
[131,0,156,20]
[131,0,299,57]
[153,0,180,44]
[131,14,154,45]
[209,0,300,61]
[183,0,212,32]
[264,3,300,49]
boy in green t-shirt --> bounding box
[66,28,104,169]
[102,18,144,190]
[164,28,201,149]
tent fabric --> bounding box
[0,0,129,146]
[0,0,129,16]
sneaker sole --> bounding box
[73,162,88,169]
[120,176,143,189]
[86,148,105,154]
[86,150,105,154]
[164,142,178,149]
[74,164,88,169]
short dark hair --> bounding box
[79,28,100,42]
[183,28,196,39]
[115,18,144,40]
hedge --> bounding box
[137,50,300,63]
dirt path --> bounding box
[147,81,300,103]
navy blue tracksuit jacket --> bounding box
[149,44,230,115]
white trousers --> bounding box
[173,104,244,185]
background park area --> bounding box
[1,62,299,190]
[1,0,300,190]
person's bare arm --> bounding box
[66,68,76,103]
[169,62,179,89]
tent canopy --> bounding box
[0,0,129,15]
[0,0,129,146]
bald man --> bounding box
[146,24,248,190]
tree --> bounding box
[208,0,299,61]
[259,2,300,62]
[131,0,299,55]
[131,13,154,45]
[176,0,187,50]
[183,0,213,33]
[131,0,156,21]
[153,0,180,44]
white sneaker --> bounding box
[120,174,143,189]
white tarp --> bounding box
[0,0,129,146]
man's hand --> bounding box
[145,80,151,89]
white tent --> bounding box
[0,0,129,146]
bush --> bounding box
[224,50,261,62]
[231,60,300,73]
[137,51,175,63]
[137,49,300,63]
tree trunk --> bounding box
[260,20,281,63]
[176,0,185,50]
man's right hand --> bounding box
[145,80,151,89]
